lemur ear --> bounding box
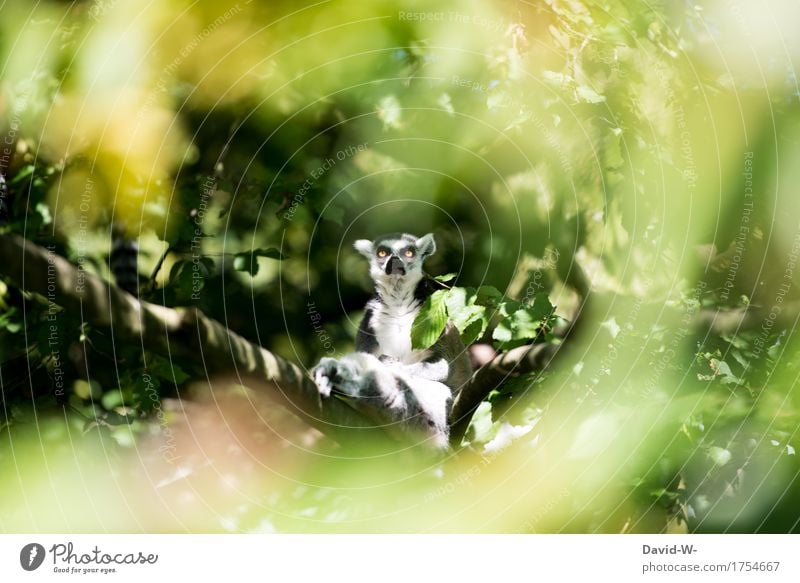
[354,239,373,258]
[416,233,436,258]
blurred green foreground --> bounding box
[0,0,799,532]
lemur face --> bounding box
[354,233,436,283]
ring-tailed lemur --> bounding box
[313,233,472,449]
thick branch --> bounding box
[1,233,583,450]
[0,233,383,445]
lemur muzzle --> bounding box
[386,256,405,275]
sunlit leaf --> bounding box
[708,446,732,467]
[411,289,448,350]
[233,247,285,276]
[443,287,488,345]
[576,84,605,103]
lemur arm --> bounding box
[400,355,449,383]
[356,302,450,381]
[405,323,471,388]
[397,322,465,383]
[354,302,380,354]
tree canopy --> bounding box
[1,0,799,533]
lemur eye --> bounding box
[377,249,388,258]
[404,249,415,258]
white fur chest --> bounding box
[370,298,421,363]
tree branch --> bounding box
[0,233,384,446]
[0,233,573,450]
[449,342,561,445]
[448,280,590,446]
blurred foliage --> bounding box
[0,0,799,533]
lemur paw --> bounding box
[313,357,339,397]
[314,357,363,398]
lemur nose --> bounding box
[385,256,405,275]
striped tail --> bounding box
[110,235,140,294]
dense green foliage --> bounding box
[0,0,799,533]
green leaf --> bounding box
[492,293,555,349]
[492,319,513,343]
[443,287,489,345]
[476,285,503,300]
[35,202,53,226]
[465,401,497,444]
[542,70,572,86]
[74,380,103,400]
[433,272,457,283]
[133,374,161,413]
[411,290,448,350]
[710,359,742,386]
[233,247,285,276]
[576,84,605,103]
[148,354,190,385]
[508,308,542,339]
[377,94,403,130]
[486,89,513,110]
[103,411,134,426]
[526,292,555,320]
[460,318,485,346]
[708,446,732,467]
[0,307,21,333]
[10,165,35,184]
[101,389,125,410]
[233,253,255,275]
